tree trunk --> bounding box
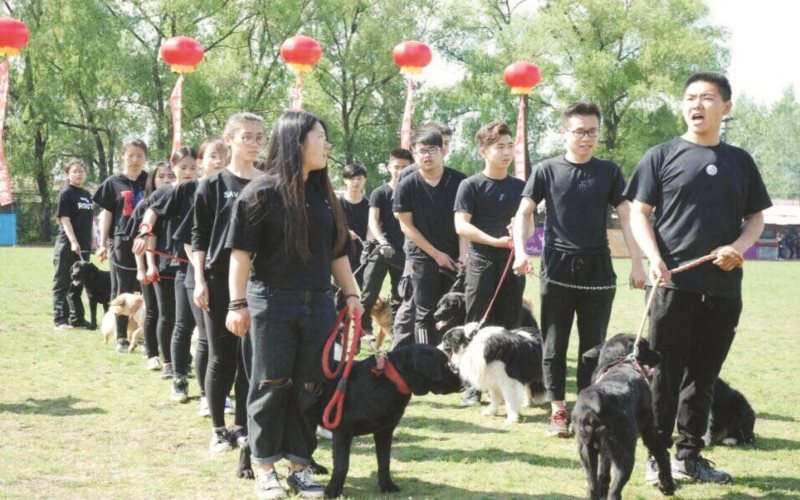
[34,125,51,242]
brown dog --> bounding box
[100,293,145,352]
[368,295,392,350]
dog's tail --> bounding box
[574,392,606,435]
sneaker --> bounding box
[209,427,233,453]
[54,323,73,330]
[316,425,333,440]
[645,455,660,485]
[116,339,130,354]
[287,467,325,498]
[161,362,174,379]
[460,388,482,407]
[224,397,235,415]
[70,320,94,330]
[547,409,572,437]
[255,469,287,499]
[171,377,189,403]
[146,356,162,371]
[230,427,248,448]
[197,396,210,417]
[672,453,732,484]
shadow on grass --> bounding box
[403,414,508,433]
[724,475,800,495]
[752,436,800,451]
[395,444,577,469]
[0,396,105,416]
[338,474,583,499]
[757,412,797,422]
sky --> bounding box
[425,0,799,104]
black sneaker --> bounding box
[70,319,95,330]
[116,339,130,354]
[287,467,324,498]
[161,362,174,380]
[672,453,732,484]
[230,427,248,448]
[460,388,482,407]
[208,427,233,453]
[171,377,189,403]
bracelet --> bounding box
[345,293,360,301]
[138,223,152,235]
[228,299,248,311]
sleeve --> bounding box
[55,190,71,219]
[521,163,546,203]
[149,185,175,217]
[453,178,475,214]
[125,197,150,239]
[743,153,772,216]
[192,179,213,252]
[172,206,194,245]
[608,165,626,207]
[393,177,412,213]
[225,194,261,253]
[334,230,354,259]
[92,178,116,212]
[369,186,383,208]
[623,146,662,206]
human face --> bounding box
[227,121,265,164]
[413,143,443,172]
[66,164,86,188]
[173,156,198,183]
[441,134,451,157]
[154,167,175,189]
[344,175,365,195]
[682,80,732,141]
[388,157,411,179]
[480,134,514,170]
[122,146,146,175]
[562,115,599,162]
[301,121,331,173]
[201,146,225,176]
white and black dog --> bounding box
[705,378,756,446]
[439,322,546,423]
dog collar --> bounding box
[594,357,651,386]
[371,354,411,395]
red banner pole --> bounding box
[169,75,184,156]
[291,72,304,111]
[513,96,527,180]
[0,59,13,206]
[400,78,415,150]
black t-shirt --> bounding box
[151,180,197,270]
[624,137,772,297]
[339,196,369,240]
[192,170,253,272]
[173,203,197,288]
[93,172,148,238]
[394,167,466,260]
[369,183,404,249]
[454,172,525,260]
[522,156,626,254]
[397,163,419,182]
[227,175,349,290]
[56,185,94,250]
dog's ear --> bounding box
[109,295,125,307]
[582,344,602,364]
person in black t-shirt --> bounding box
[625,73,771,484]
[394,128,467,346]
[360,148,413,335]
[338,163,370,288]
[93,139,149,353]
[225,111,361,499]
[191,113,264,454]
[512,101,645,438]
[53,160,94,329]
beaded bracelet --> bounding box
[228,299,248,311]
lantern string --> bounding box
[400,77,415,150]
[169,75,184,156]
[291,72,304,111]
[0,58,13,206]
[513,96,527,180]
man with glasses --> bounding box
[394,128,466,346]
[512,101,645,437]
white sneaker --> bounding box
[208,427,233,453]
[197,396,210,417]
[224,397,235,415]
[316,425,333,440]
[255,469,287,499]
[146,356,162,371]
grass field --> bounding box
[1,247,799,499]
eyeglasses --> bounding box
[238,134,267,145]
[568,129,600,138]
[415,146,441,157]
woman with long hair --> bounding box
[226,111,362,499]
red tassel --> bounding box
[400,78,415,150]
[514,96,527,180]
[169,75,184,156]
[291,72,304,111]
[0,59,13,206]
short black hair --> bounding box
[411,128,443,148]
[63,160,86,174]
[121,138,148,156]
[389,148,413,163]
[343,163,367,178]
[561,101,602,126]
[420,121,453,137]
[684,72,732,101]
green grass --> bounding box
[1,247,799,499]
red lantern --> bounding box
[392,41,432,75]
[503,61,541,95]
[0,17,29,57]
[160,36,205,74]
[280,36,323,74]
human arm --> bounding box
[615,201,646,288]
[629,200,670,284]
[331,255,364,319]
[512,197,537,274]
[713,211,765,271]
[396,211,457,271]
[59,217,81,255]
[454,212,511,249]
[132,208,159,255]
[225,249,252,338]
[97,209,112,261]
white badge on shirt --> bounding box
[706,164,718,176]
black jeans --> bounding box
[141,282,159,358]
[465,251,525,328]
[409,256,455,346]
[204,268,248,429]
[540,248,616,401]
[185,280,208,396]
[247,282,335,466]
[391,258,416,350]
[52,241,89,325]
[171,268,196,378]
[360,245,404,332]
[648,287,741,457]
[154,275,175,364]
[112,236,139,340]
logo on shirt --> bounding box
[223,191,239,199]
[706,164,718,176]
[578,178,595,192]
[77,197,93,210]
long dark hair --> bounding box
[247,111,348,261]
[146,161,170,195]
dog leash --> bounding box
[321,308,364,430]
[477,247,516,328]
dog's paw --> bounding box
[324,483,344,498]
[505,414,520,424]
[309,458,329,475]
[379,480,400,493]
[482,407,499,416]
[722,437,738,446]
[237,467,255,480]
[658,478,677,496]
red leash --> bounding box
[478,248,516,327]
[146,248,191,264]
[321,308,363,430]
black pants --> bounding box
[648,287,741,457]
[141,282,159,358]
[154,275,176,364]
[186,279,208,396]
[540,248,616,401]
[112,237,139,340]
[204,268,248,429]
[391,258,416,350]
[52,241,88,325]
[171,268,196,378]
[465,251,525,328]
[360,246,404,332]
[409,256,455,346]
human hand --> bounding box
[712,246,744,271]
[226,308,250,337]
[194,281,210,312]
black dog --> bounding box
[573,334,676,499]
[705,378,756,446]
[70,261,111,329]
